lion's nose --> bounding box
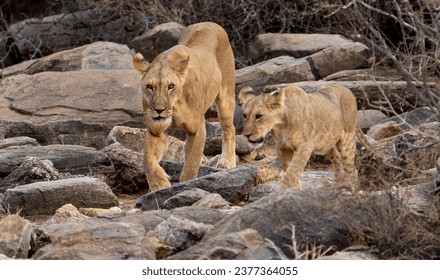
[154,108,166,114]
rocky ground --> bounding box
[0,12,439,260]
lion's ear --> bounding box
[265,89,285,108]
[238,86,254,106]
[133,53,150,73]
[168,49,189,74]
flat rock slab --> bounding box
[236,56,314,92]
[2,177,119,216]
[247,33,353,61]
[135,164,259,211]
[0,144,114,177]
[0,69,144,148]
[1,41,133,78]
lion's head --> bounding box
[238,86,286,148]
[133,46,190,128]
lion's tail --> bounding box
[356,126,391,160]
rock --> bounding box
[204,135,254,156]
[319,248,378,260]
[248,182,281,202]
[6,7,143,63]
[0,137,39,149]
[44,204,88,225]
[144,215,213,259]
[2,177,119,216]
[162,188,211,210]
[387,107,438,131]
[357,110,388,133]
[306,42,371,79]
[192,193,231,210]
[205,188,350,258]
[323,68,401,81]
[367,121,404,140]
[0,69,144,148]
[32,206,225,259]
[135,164,258,211]
[0,145,114,178]
[235,56,314,92]
[33,215,155,260]
[79,206,123,217]
[106,126,206,162]
[264,80,438,112]
[101,143,218,193]
[100,143,146,193]
[1,41,134,78]
[0,214,34,259]
[0,156,59,193]
[168,228,287,260]
[106,126,145,153]
[247,33,353,62]
[130,22,185,62]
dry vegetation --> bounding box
[1,0,439,259]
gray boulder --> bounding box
[0,156,59,192]
[0,214,34,259]
[6,7,143,63]
[2,177,119,216]
[135,164,259,211]
[306,42,371,79]
[130,22,185,62]
[168,228,287,260]
[205,188,351,258]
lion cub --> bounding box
[239,84,387,191]
[133,22,236,192]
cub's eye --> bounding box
[145,84,153,90]
[242,113,247,120]
[168,84,175,90]
[255,114,263,120]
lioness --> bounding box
[239,84,387,191]
[133,22,236,191]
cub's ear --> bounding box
[264,88,285,108]
[133,53,150,73]
[238,86,254,106]
[168,49,189,74]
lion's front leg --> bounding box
[144,130,171,192]
[180,122,206,182]
[281,144,313,190]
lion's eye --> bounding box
[242,113,247,120]
[168,84,175,90]
[255,114,263,120]
[146,84,153,90]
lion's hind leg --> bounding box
[336,135,358,192]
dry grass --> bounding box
[345,191,440,259]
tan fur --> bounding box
[133,22,236,192]
[239,84,387,191]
